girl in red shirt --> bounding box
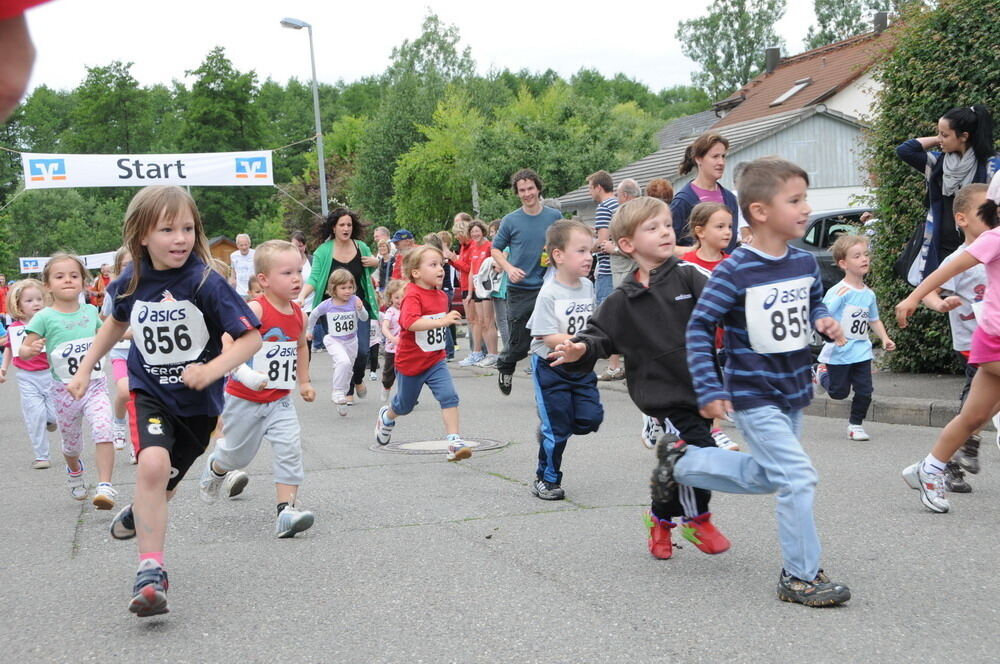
[448,219,498,366]
[374,246,471,462]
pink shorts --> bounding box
[969,326,1000,366]
[112,358,128,381]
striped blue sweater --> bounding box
[686,245,830,412]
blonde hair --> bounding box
[41,252,88,287]
[7,278,46,320]
[686,202,732,246]
[253,239,298,275]
[385,279,407,303]
[120,186,212,297]
[610,197,670,247]
[451,217,470,240]
[830,233,869,263]
[326,268,356,296]
[111,246,131,279]
[208,258,232,280]
[404,245,443,283]
[437,230,453,247]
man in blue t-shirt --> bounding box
[491,168,562,395]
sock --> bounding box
[139,551,165,568]
[446,433,461,442]
[381,411,395,426]
[67,465,83,476]
[276,502,289,515]
[210,460,227,478]
[922,453,947,475]
[113,415,126,426]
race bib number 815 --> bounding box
[253,341,297,390]
[744,277,814,354]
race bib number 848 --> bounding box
[744,277,814,354]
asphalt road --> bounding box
[2,353,998,663]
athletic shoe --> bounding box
[380,387,390,402]
[956,434,981,474]
[847,424,870,441]
[902,462,949,513]
[446,439,472,462]
[129,560,169,617]
[222,470,249,499]
[459,352,484,367]
[66,462,87,501]
[112,421,128,450]
[110,504,136,540]
[644,511,675,559]
[711,428,739,451]
[944,461,971,493]
[640,415,664,450]
[531,478,565,500]
[355,382,367,399]
[597,367,624,381]
[477,354,499,368]
[369,371,378,382]
[198,458,227,504]
[92,482,117,510]
[812,363,828,394]
[31,458,50,470]
[46,421,57,432]
[776,569,851,607]
[129,447,138,464]
[375,405,395,445]
[336,401,348,417]
[681,512,731,554]
[498,372,512,396]
[276,505,314,538]
[650,435,687,507]
[523,366,533,376]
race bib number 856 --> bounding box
[744,277,813,354]
[131,300,210,366]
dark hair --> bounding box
[318,207,365,243]
[645,178,674,203]
[511,168,543,194]
[942,105,995,165]
[587,170,613,193]
[291,230,307,245]
[679,132,730,176]
[737,157,810,223]
[468,219,489,238]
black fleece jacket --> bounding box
[561,256,712,419]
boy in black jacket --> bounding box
[551,196,730,561]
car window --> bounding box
[821,214,863,248]
[803,218,822,247]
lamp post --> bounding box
[280,17,328,217]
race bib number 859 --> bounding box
[744,277,814,354]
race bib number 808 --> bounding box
[744,277,814,354]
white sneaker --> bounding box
[337,401,348,417]
[276,505,314,538]
[221,469,249,499]
[66,463,87,501]
[92,482,117,510]
[112,421,128,450]
[847,424,870,441]
[902,462,949,513]
[711,428,740,451]
[198,458,226,504]
[459,352,484,367]
[446,438,472,461]
[477,354,498,368]
[369,371,378,382]
[380,387,390,402]
[375,406,395,445]
[640,414,663,450]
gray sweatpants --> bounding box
[216,394,305,485]
[16,368,57,460]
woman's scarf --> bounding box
[941,148,977,197]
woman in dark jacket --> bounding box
[670,131,740,253]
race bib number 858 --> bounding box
[416,313,447,352]
[744,277,814,354]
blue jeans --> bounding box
[390,360,459,416]
[595,272,613,306]
[672,406,821,580]
[347,317,371,396]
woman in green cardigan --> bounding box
[300,207,380,401]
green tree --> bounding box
[66,61,150,154]
[865,0,999,372]
[676,0,786,99]
[804,0,893,49]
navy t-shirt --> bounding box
[111,256,260,416]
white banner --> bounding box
[19,250,117,274]
[21,151,274,189]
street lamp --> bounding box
[280,17,328,217]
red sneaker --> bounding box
[644,511,676,559]
[681,512,731,554]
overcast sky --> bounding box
[25,0,824,95]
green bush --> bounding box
[865,0,999,373]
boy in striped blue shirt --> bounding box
[657,158,852,607]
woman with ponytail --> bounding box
[670,132,740,253]
[897,105,1000,282]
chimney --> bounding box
[765,47,781,74]
[874,11,888,34]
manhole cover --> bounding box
[370,437,508,455]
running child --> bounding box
[21,253,117,508]
[666,158,852,606]
[526,220,604,501]
[379,279,406,402]
[0,278,58,469]
[897,175,1000,514]
[374,246,470,461]
[198,240,316,538]
[67,185,262,618]
[306,268,368,416]
[550,198,729,559]
[813,234,895,441]
[102,247,137,462]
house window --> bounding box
[770,78,812,106]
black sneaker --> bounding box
[944,461,972,493]
[110,504,136,540]
[956,434,981,474]
[777,569,851,607]
[129,561,169,617]
[531,478,565,500]
[650,434,687,506]
[498,372,513,396]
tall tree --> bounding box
[676,0,786,100]
[66,61,150,154]
[804,0,893,50]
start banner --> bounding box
[19,250,117,274]
[21,151,274,189]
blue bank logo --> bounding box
[28,158,67,182]
[235,157,268,179]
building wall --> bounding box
[826,71,877,121]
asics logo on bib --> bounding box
[850,309,866,319]
[562,301,594,316]
[762,285,810,310]
[136,305,187,324]
[265,345,296,359]
[61,341,91,357]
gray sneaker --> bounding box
[198,457,227,504]
[276,505,314,538]
[956,434,981,474]
[375,405,395,445]
[902,462,949,513]
[944,461,971,493]
[222,470,249,499]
